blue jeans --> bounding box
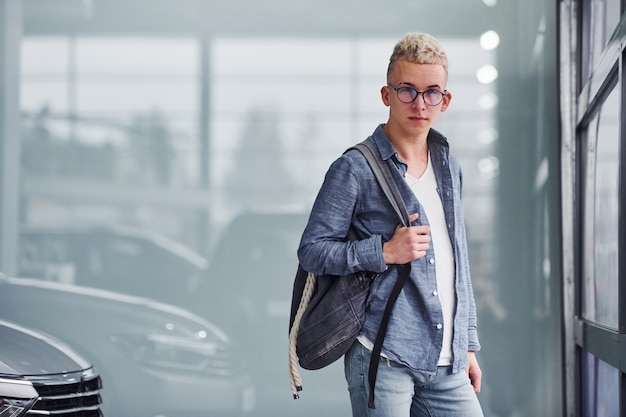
[344,342,484,417]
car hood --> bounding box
[0,275,228,339]
[0,319,92,376]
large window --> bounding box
[583,84,620,329]
[20,36,204,247]
[562,1,625,415]
[3,1,562,416]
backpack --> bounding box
[288,139,411,409]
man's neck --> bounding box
[383,123,429,178]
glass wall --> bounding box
[561,0,625,415]
[583,84,620,330]
[20,36,204,248]
[582,352,620,417]
[1,0,562,416]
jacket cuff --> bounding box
[467,328,481,352]
[354,234,388,273]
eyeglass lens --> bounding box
[396,87,444,106]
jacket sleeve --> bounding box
[459,163,481,352]
[297,155,387,276]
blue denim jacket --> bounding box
[298,124,480,374]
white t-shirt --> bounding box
[404,152,456,366]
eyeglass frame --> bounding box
[387,84,447,106]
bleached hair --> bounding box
[387,32,448,76]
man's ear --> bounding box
[440,90,452,112]
[381,85,391,107]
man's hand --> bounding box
[382,213,430,265]
[466,351,482,393]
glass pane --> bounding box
[20,37,69,112]
[20,36,202,248]
[20,36,70,74]
[13,1,562,417]
[584,0,622,78]
[21,37,200,187]
[582,351,620,417]
[582,84,620,328]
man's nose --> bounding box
[412,93,427,108]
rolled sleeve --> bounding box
[299,156,370,275]
[298,148,391,277]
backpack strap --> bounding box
[352,140,412,409]
[352,141,410,228]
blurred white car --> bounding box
[0,274,255,417]
[18,224,208,306]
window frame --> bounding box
[561,1,626,415]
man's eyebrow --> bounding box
[398,81,443,90]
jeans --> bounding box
[345,342,484,417]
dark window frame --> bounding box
[564,2,626,416]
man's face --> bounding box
[381,60,451,138]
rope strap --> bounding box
[288,271,316,399]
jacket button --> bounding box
[433,290,438,296]
[436,323,443,330]
[429,258,435,264]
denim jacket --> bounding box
[298,124,480,374]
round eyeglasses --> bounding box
[387,85,446,106]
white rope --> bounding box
[288,271,317,399]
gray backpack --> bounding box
[288,139,411,409]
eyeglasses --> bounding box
[387,85,447,106]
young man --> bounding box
[297,32,484,416]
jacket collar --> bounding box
[370,123,449,163]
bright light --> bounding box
[480,30,500,50]
[478,93,498,110]
[482,0,497,6]
[478,156,500,179]
[477,128,499,145]
[476,65,499,84]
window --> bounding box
[582,352,620,417]
[562,3,625,416]
[11,1,563,416]
[583,85,620,329]
[20,36,205,247]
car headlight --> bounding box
[110,329,242,377]
[0,377,39,417]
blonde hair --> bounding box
[387,32,448,77]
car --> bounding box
[0,318,103,417]
[0,274,255,417]
[18,223,208,306]
[16,213,350,415]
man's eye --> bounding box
[425,89,442,96]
